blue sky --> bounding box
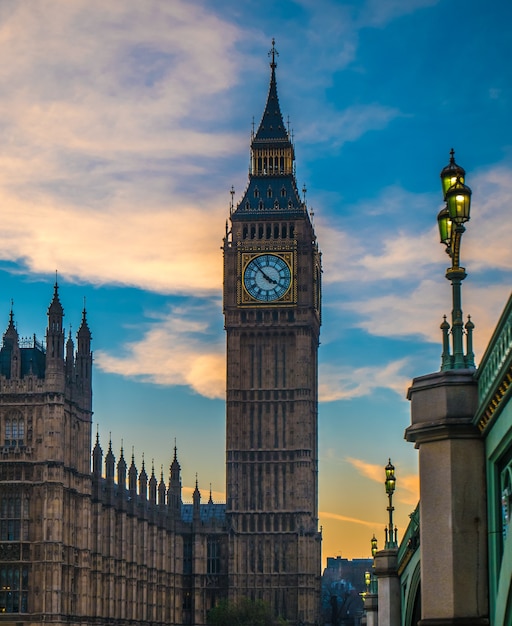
[1,0,511,561]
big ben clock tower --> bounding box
[223,41,321,625]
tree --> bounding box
[207,597,280,626]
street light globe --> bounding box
[445,179,472,224]
[440,149,466,199]
[385,459,396,495]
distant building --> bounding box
[323,556,372,592]
[322,557,370,625]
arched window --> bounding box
[207,538,220,574]
[4,412,25,448]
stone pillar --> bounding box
[364,592,378,626]
[374,549,400,626]
[405,369,489,626]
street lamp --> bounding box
[370,535,378,559]
[384,459,398,549]
[437,149,475,370]
[369,536,378,594]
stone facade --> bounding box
[222,44,321,624]
[0,287,228,626]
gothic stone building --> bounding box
[0,45,321,626]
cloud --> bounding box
[182,486,226,504]
[346,457,419,505]
[96,303,226,398]
[319,164,512,363]
[319,358,411,401]
[319,510,382,528]
[320,163,512,286]
[357,0,440,28]
[0,190,226,294]
[340,279,510,360]
[0,1,245,293]
[299,104,402,148]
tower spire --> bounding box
[269,37,278,70]
[233,41,304,218]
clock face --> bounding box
[243,254,292,302]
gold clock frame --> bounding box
[238,250,296,306]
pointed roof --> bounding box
[233,40,306,220]
[47,279,64,317]
[93,430,102,457]
[77,303,91,340]
[139,453,148,482]
[117,444,127,471]
[170,442,181,475]
[253,39,289,145]
[149,461,157,485]
[3,304,18,346]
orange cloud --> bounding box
[319,510,382,528]
[96,304,226,399]
[346,457,419,505]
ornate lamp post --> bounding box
[437,150,475,370]
[369,535,378,594]
[371,534,378,559]
[384,459,397,548]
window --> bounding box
[4,413,24,448]
[207,538,220,574]
[183,539,192,575]
[0,495,29,541]
[0,566,28,613]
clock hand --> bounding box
[254,260,278,285]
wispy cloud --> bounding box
[0,191,226,293]
[319,510,382,528]
[96,303,225,398]
[347,457,419,505]
[300,104,402,148]
[357,0,440,28]
[0,1,243,293]
[319,358,411,401]
[182,486,226,503]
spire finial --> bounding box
[230,185,235,213]
[8,299,14,326]
[268,38,278,70]
[449,148,455,163]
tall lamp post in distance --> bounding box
[384,459,397,549]
[437,149,474,370]
[370,535,378,593]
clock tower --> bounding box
[223,42,321,625]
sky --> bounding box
[1,0,511,563]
